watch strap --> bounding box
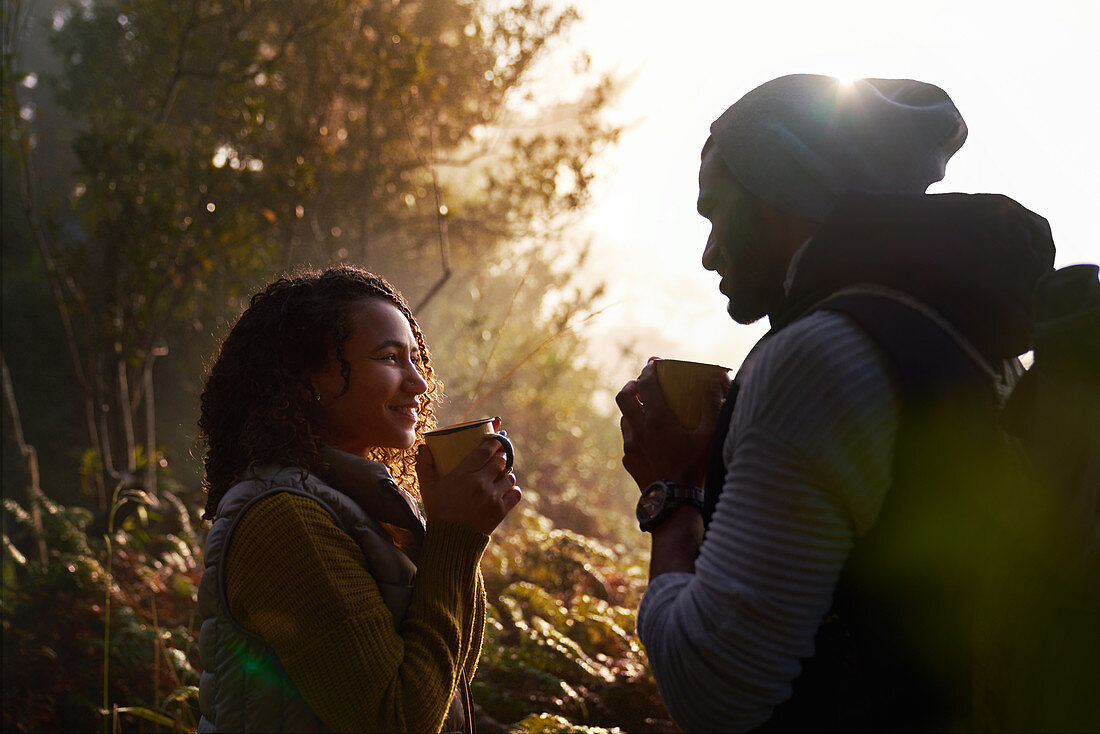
[638,480,704,532]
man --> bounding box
[616,74,1057,731]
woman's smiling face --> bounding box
[310,297,429,456]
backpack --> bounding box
[1001,263,1100,567]
[831,263,1100,731]
[724,263,1100,732]
[979,263,1100,732]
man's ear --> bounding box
[762,200,819,258]
[786,215,820,252]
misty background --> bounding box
[2,1,1096,731]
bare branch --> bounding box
[1,349,48,563]
[3,13,107,500]
[155,0,201,133]
[460,304,614,421]
[402,94,453,313]
[469,262,534,400]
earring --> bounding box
[313,392,322,402]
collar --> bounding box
[316,446,426,533]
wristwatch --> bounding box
[636,480,704,532]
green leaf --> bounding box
[117,488,158,508]
[2,535,27,566]
[99,706,175,726]
[163,685,199,705]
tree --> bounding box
[419,239,638,540]
[3,5,663,729]
[3,0,620,514]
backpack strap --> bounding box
[702,381,739,529]
[813,290,994,404]
[701,290,995,533]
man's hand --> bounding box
[616,358,730,491]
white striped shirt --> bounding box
[638,309,901,732]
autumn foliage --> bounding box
[2,0,666,731]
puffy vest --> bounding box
[197,459,471,733]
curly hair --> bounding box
[198,265,439,520]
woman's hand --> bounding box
[616,358,729,492]
[417,420,521,536]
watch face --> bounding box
[637,483,669,523]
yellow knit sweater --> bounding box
[225,492,488,733]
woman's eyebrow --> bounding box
[371,338,408,352]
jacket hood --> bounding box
[778,192,1056,363]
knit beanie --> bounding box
[709,74,968,222]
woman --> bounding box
[195,265,520,733]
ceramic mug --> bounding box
[424,418,514,476]
[653,359,731,428]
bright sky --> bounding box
[565,0,1100,382]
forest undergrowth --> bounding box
[1,483,675,733]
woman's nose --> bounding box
[405,365,429,394]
